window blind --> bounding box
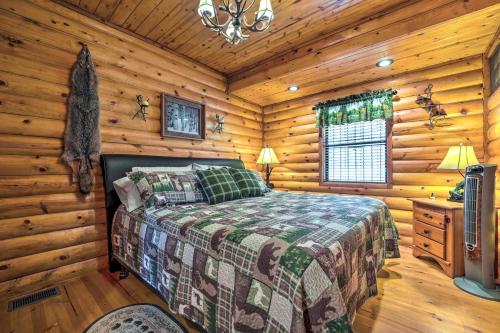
[322,119,388,184]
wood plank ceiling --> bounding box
[60,0,500,106]
[62,0,409,72]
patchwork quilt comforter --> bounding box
[112,191,399,333]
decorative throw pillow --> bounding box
[196,168,242,205]
[191,163,227,171]
[128,170,205,208]
[113,176,143,212]
[227,168,264,198]
[132,165,193,172]
[251,170,272,193]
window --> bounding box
[320,118,392,186]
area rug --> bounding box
[83,303,188,333]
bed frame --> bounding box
[100,154,245,273]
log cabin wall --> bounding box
[487,86,500,282]
[0,0,262,295]
[487,88,500,205]
[263,56,486,247]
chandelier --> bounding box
[197,0,274,45]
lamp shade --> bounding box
[437,145,479,170]
[198,0,215,18]
[225,23,235,39]
[256,0,274,21]
[257,146,280,164]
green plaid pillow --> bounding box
[228,168,264,198]
[196,168,242,205]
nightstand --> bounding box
[409,198,464,277]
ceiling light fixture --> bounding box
[376,58,394,68]
[288,85,299,92]
[198,0,274,45]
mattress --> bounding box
[111,191,399,333]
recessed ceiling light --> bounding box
[288,85,299,92]
[376,58,394,68]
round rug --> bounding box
[83,303,188,333]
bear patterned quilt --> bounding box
[112,191,399,333]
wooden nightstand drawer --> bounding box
[414,204,447,229]
[414,234,445,259]
[414,220,445,244]
[410,198,464,278]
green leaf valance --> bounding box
[314,89,396,128]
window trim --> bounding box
[318,119,393,189]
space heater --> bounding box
[454,164,500,300]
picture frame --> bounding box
[160,93,206,140]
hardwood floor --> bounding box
[1,246,499,333]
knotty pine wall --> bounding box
[487,86,500,282]
[0,0,262,295]
[488,88,500,205]
[263,56,486,247]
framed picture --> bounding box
[160,93,206,140]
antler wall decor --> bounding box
[415,84,447,129]
[213,114,225,134]
[133,95,150,121]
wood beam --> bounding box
[228,0,500,94]
[486,24,500,58]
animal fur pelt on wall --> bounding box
[61,44,101,195]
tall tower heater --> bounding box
[454,164,500,300]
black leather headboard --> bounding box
[100,154,245,271]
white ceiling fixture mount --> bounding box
[198,0,274,45]
[288,85,299,92]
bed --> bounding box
[101,154,399,333]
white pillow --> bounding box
[113,176,143,212]
[191,163,227,170]
[132,165,193,172]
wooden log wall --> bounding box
[487,88,500,204]
[0,0,262,296]
[487,87,500,282]
[263,56,486,247]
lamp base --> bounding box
[264,164,273,189]
[447,179,465,203]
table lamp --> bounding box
[256,145,280,188]
[437,144,479,202]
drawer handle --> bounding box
[423,243,430,248]
[423,229,430,235]
[423,213,433,219]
